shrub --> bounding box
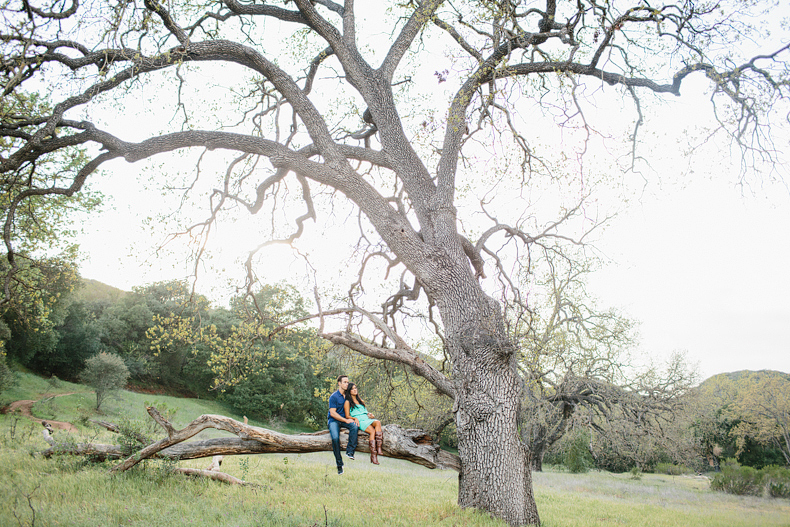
[0,325,16,392]
[590,447,635,473]
[710,459,764,496]
[655,462,691,476]
[0,356,16,393]
[763,465,790,499]
[80,352,130,410]
[219,351,328,424]
[114,418,152,456]
[563,430,595,474]
[711,460,790,499]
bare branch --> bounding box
[381,0,445,81]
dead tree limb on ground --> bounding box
[173,467,247,485]
[39,407,461,473]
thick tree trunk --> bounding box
[529,449,545,472]
[437,287,540,526]
[522,404,574,474]
[525,432,549,473]
[454,361,540,526]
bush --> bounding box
[80,352,130,410]
[219,350,329,425]
[763,465,790,499]
[563,430,595,474]
[711,459,765,496]
[590,448,635,473]
[114,417,152,456]
[655,462,691,476]
[0,356,16,393]
[0,321,16,393]
[710,459,790,499]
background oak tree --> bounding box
[732,373,790,466]
[697,370,790,468]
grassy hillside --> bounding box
[2,373,789,527]
[74,277,127,303]
[699,369,790,388]
[0,371,310,436]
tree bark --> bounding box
[530,451,545,473]
[437,286,541,526]
[524,424,562,473]
[453,348,540,526]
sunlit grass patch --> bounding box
[195,453,499,527]
[534,470,790,527]
[5,371,311,442]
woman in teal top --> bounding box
[344,383,383,465]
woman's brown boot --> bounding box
[375,430,383,455]
[369,436,379,464]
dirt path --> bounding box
[4,392,85,433]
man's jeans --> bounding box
[328,419,358,468]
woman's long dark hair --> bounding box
[345,383,365,410]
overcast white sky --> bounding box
[587,176,790,379]
[76,163,790,382]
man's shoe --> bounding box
[337,466,344,475]
[346,453,355,460]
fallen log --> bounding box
[155,427,460,471]
[42,441,124,461]
[39,408,461,472]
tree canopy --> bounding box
[697,370,790,468]
[1,1,788,525]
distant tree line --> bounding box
[0,264,336,426]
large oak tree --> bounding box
[1,1,788,525]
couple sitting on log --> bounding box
[327,375,384,474]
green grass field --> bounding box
[2,372,789,527]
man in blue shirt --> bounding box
[328,374,358,474]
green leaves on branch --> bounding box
[145,283,334,425]
[1,91,102,257]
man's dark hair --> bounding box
[337,375,348,384]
